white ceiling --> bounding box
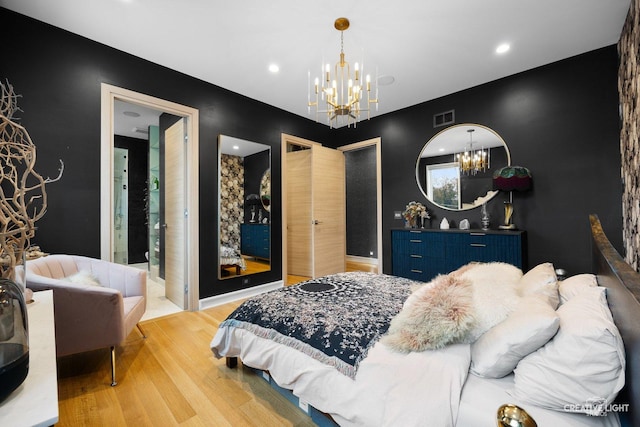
[2,0,631,130]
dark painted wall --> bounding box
[345,146,377,258]
[2,8,333,298]
[329,46,623,277]
[113,135,148,264]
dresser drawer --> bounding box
[392,230,445,258]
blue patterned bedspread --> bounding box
[220,272,416,379]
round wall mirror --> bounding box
[416,123,510,211]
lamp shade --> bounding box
[245,193,260,205]
[493,166,532,192]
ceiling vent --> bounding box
[433,110,455,128]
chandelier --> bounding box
[456,129,490,175]
[307,18,378,128]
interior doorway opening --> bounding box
[100,84,200,314]
[281,134,382,286]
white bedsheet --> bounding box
[211,325,471,427]
[458,373,621,427]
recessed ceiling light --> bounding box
[123,111,140,117]
[233,145,240,150]
[268,64,279,73]
[496,43,510,54]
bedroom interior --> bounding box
[1,0,640,425]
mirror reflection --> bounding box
[260,168,271,212]
[219,135,271,279]
[416,124,510,211]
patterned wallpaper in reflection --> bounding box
[220,154,244,251]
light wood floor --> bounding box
[55,260,377,426]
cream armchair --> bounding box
[16,254,147,386]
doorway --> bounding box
[100,84,200,312]
[339,138,383,275]
[281,134,382,282]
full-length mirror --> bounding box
[416,123,510,211]
[218,135,271,279]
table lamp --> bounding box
[492,166,532,230]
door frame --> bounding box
[100,83,200,311]
[281,134,383,279]
[338,137,383,275]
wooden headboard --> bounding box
[590,214,640,426]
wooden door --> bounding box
[287,150,312,276]
[311,145,346,277]
[164,119,186,308]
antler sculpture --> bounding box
[0,80,63,279]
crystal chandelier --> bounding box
[456,129,490,175]
[308,18,378,128]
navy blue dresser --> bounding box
[241,224,270,260]
[391,228,526,282]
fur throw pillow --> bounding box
[380,274,475,352]
[456,262,522,341]
[382,262,523,353]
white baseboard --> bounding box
[198,280,284,310]
[346,255,378,266]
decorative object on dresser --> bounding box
[481,202,490,230]
[492,165,533,230]
[402,201,429,228]
[391,228,526,282]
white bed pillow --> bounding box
[558,273,598,304]
[470,296,560,378]
[457,262,523,341]
[512,286,625,415]
[518,262,559,309]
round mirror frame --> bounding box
[415,123,511,211]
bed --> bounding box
[220,245,246,276]
[211,214,640,427]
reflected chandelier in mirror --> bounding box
[415,124,510,211]
[218,135,271,280]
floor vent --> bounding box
[433,110,455,128]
